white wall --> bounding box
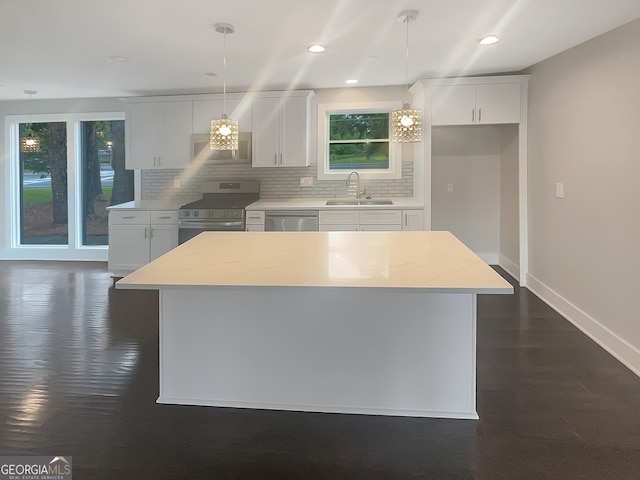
[500,125,520,277]
[431,126,503,263]
[526,19,640,375]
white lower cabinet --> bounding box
[319,209,403,231]
[108,210,178,275]
[402,210,424,231]
[245,210,265,231]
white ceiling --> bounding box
[1,0,639,101]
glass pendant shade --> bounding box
[210,114,239,150]
[20,133,41,153]
[392,104,422,143]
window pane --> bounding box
[329,113,389,140]
[81,120,132,246]
[19,122,68,245]
[329,142,389,170]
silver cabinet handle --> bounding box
[404,214,408,226]
[274,154,277,165]
[472,109,474,122]
[280,153,283,165]
[150,227,154,239]
[144,227,149,239]
[478,108,482,123]
[158,216,171,219]
[122,215,135,219]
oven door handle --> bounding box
[179,220,244,229]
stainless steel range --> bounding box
[178,180,259,244]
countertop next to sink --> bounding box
[108,198,424,211]
[246,197,424,211]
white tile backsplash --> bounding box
[141,162,413,204]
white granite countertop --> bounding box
[246,197,424,210]
[116,231,512,294]
[107,200,184,211]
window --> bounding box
[329,113,389,170]
[317,101,402,180]
[7,113,132,260]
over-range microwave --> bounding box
[191,132,252,164]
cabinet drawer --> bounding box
[359,210,402,225]
[150,211,179,224]
[246,210,265,224]
[319,210,359,225]
[109,210,151,225]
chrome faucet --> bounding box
[346,171,361,199]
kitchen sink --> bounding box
[325,199,393,206]
[357,199,393,205]
[325,200,359,205]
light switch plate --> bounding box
[555,182,564,198]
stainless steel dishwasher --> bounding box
[264,211,319,231]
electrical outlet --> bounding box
[174,178,181,188]
[300,177,314,187]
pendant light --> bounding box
[391,10,422,143]
[20,90,41,153]
[210,23,239,151]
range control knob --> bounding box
[184,211,190,217]
[209,211,215,218]
[194,211,200,217]
[223,212,229,218]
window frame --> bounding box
[4,112,125,261]
[317,101,402,180]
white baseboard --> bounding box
[477,252,499,265]
[498,254,520,281]
[526,273,640,378]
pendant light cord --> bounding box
[223,28,227,117]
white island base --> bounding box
[160,286,478,419]
[117,231,512,419]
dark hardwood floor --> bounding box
[1,261,639,479]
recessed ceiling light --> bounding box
[345,79,358,84]
[308,45,325,53]
[478,35,500,46]
[106,56,133,63]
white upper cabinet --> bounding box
[252,91,313,167]
[125,100,193,169]
[192,96,252,134]
[431,82,521,126]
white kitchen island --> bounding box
[116,231,512,419]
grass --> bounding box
[23,187,113,205]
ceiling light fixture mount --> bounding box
[210,22,239,151]
[308,45,326,53]
[392,10,422,143]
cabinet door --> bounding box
[280,96,309,167]
[359,210,402,225]
[252,97,281,167]
[149,224,178,261]
[319,210,360,225]
[108,224,151,271]
[319,224,359,231]
[192,98,251,134]
[360,224,402,231]
[402,210,424,231]
[475,83,521,124]
[431,85,476,126]
[126,101,193,169]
